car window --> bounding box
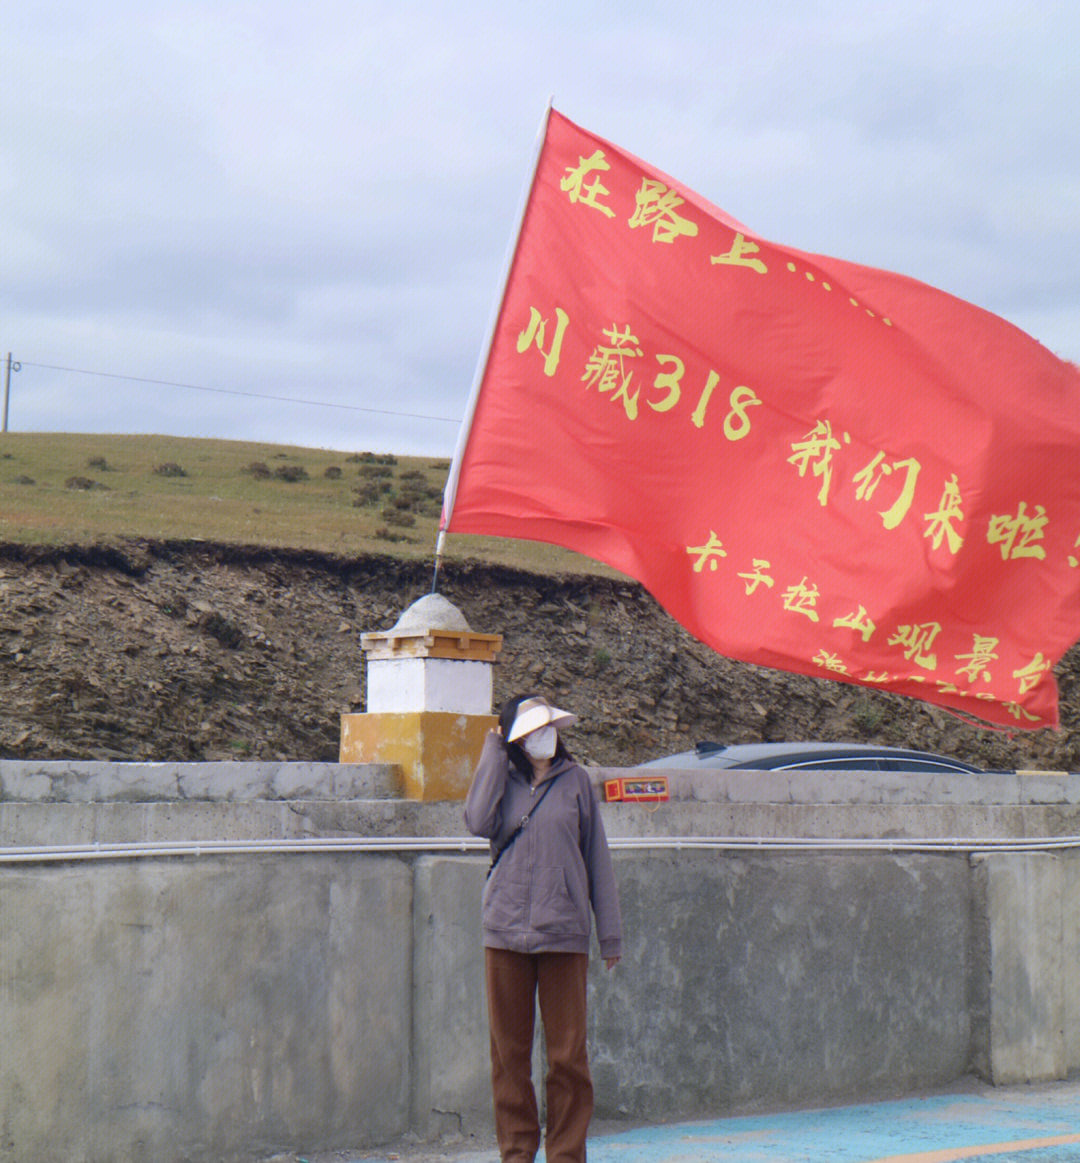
[778,757,883,770]
[877,758,971,772]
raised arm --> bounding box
[464,730,510,839]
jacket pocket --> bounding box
[533,867,589,936]
[483,870,528,931]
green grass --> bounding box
[0,432,620,577]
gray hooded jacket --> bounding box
[464,733,622,959]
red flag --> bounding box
[441,108,1080,730]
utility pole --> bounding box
[3,353,20,433]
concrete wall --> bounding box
[0,854,412,1162]
[415,850,976,1128]
[2,760,1079,1162]
[972,851,1080,1085]
[596,850,974,1116]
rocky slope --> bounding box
[1,540,1077,771]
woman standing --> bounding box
[465,694,622,1163]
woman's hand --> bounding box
[604,956,620,971]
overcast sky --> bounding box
[3,1,1077,456]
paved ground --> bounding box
[327,1078,1080,1163]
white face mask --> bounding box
[521,724,557,760]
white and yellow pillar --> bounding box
[339,594,502,801]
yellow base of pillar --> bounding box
[339,711,496,802]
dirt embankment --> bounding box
[1,540,1077,771]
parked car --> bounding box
[637,741,984,773]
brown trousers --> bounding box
[484,948,593,1163]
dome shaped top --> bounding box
[390,593,472,634]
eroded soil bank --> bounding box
[1,540,1077,770]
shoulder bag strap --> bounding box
[486,774,558,880]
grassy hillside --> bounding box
[0,431,618,576]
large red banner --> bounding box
[441,109,1080,729]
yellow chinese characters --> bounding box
[517,306,569,377]
[987,502,1047,560]
[628,179,698,244]
[782,577,820,622]
[582,324,644,419]
[1013,653,1051,696]
[738,559,774,595]
[833,606,876,642]
[788,420,847,507]
[560,150,616,218]
[710,231,767,275]
[1004,702,1041,723]
[814,650,848,674]
[853,453,921,530]
[687,532,727,573]
[577,328,765,437]
[888,622,941,671]
[954,634,1000,685]
[924,475,965,555]
[780,420,971,551]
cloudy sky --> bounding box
[3,1,1077,456]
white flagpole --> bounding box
[432,100,554,592]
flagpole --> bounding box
[431,99,555,593]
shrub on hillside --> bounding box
[273,465,308,482]
[349,451,397,466]
[358,464,393,479]
[380,507,415,527]
[241,462,271,478]
[398,481,442,502]
[397,480,443,517]
[352,482,384,506]
[324,466,343,479]
[65,476,107,491]
[86,456,112,471]
[153,462,187,477]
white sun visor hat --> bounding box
[507,696,578,742]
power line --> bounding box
[16,360,461,425]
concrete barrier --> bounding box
[595,849,974,1117]
[1,760,1078,1161]
[972,850,1080,1085]
[0,853,412,1161]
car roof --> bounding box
[638,741,983,772]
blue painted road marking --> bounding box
[577,1090,1080,1162]
[350,1080,1080,1162]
